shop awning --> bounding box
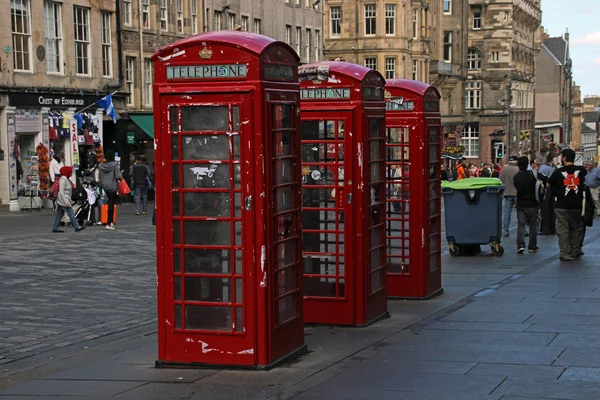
[130,114,154,139]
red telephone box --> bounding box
[152,31,305,368]
[384,79,442,299]
[299,62,388,326]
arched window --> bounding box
[468,49,482,70]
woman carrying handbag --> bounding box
[98,150,123,231]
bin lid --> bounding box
[442,178,502,189]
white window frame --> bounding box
[214,11,222,30]
[305,28,311,62]
[444,0,451,15]
[123,0,132,26]
[191,0,198,34]
[385,4,396,36]
[160,0,168,31]
[285,25,292,45]
[295,26,301,56]
[412,8,419,39]
[490,51,500,63]
[176,0,184,34]
[330,6,341,37]
[253,18,261,34]
[101,12,112,78]
[228,13,235,30]
[443,31,452,62]
[241,16,248,31]
[473,10,482,29]
[461,124,480,158]
[74,6,91,76]
[144,58,153,107]
[364,57,376,70]
[44,1,63,74]
[11,0,32,72]
[385,57,395,79]
[468,49,482,70]
[314,30,320,62]
[364,4,376,36]
[465,82,482,109]
[142,0,150,29]
[412,59,418,80]
[126,57,135,106]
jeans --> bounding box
[134,184,148,213]
[106,190,118,225]
[53,205,80,231]
[502,196,516,235]
[517,207,538,249]
[555,208,584,259]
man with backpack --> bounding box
[513,156,545,253]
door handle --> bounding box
[245,196,252,211]
[347,193,352,204]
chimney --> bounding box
[565,27,570,42]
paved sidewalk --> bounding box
[2,207,600,399]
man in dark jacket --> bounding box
[129,155,151,215]
[513,156,541,253]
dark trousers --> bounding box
[106,190,118,225]
[555,208,584,259]
[517,207,538,250]
[540,195,556,234]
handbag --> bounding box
[118,179,131,196]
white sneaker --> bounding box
[106,224,115,230]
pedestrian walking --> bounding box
[480,163,492,177]
[513,157,543,253]
[548,149,587,261]
[456,163,466,180]
[579,185,596,256]
[51,166,86,233]
[538,156,556,235]
[584,161,600,214]
[129,155,152,215]
[98,150,122,231]
[499,156,520,237]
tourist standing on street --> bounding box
[548,149,587,261]
[49,153,64,183]
[456,163,466,180]
[538,156,556,235]
[51,166,85,233]
[98,150,122,231]
[513,156,541,253]
[129,155,152,215]
[584,161,600,214]
[499,156,520,237]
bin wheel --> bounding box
[491,244,504,256]
[449,243,461,257]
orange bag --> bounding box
[101,204,117,224]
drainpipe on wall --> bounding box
[138,0,145,111]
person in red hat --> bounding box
[52,166,86,233]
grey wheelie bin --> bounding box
[441,178,504,256]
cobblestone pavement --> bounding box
[0,204,157,367]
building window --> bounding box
[365,57,376,70]
[412,59,418,80]
[214,11,222,30]
[412,9,419,39]
[285,25,292,44]
[228,13,235,30]
[473,10,482,29]
[176,0,183,33]
[385,4,396,36]
[385,57,396,79]
[44,1,62,74]
[295,26,301,56]
[305,29,311,62]
[490,51,500,63]
[241,16,248,31]
[142,0,150,28]
[365,4,376,35]
[11,0,32,72]
[123,0,131,26]
[191,0,198,33]
[74,6,90,76]
[101,12,112,78]
[144,59,153,107]
[465,82,482,109]
[254,18,261,34]
[468,49,482,70]
[443,32,452,62]
[126,57,135,106]
[314,30,320,62]
[160,0,168,31]
[444,0,451,14]
[330,6,341,37]
[461,124,480,158]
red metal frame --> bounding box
[152,31,305,368]
[384,79,442,299]
[299,62,388,326]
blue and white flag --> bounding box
[95,94,118,123]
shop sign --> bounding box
[9,93,101,108]
[7,113,17,200]
[127,131,136,144]
[14,109,41,133]
[166,64,247,79]
[70,119,79,165]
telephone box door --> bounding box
[300,114,354,324]
[160,93,256,365]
